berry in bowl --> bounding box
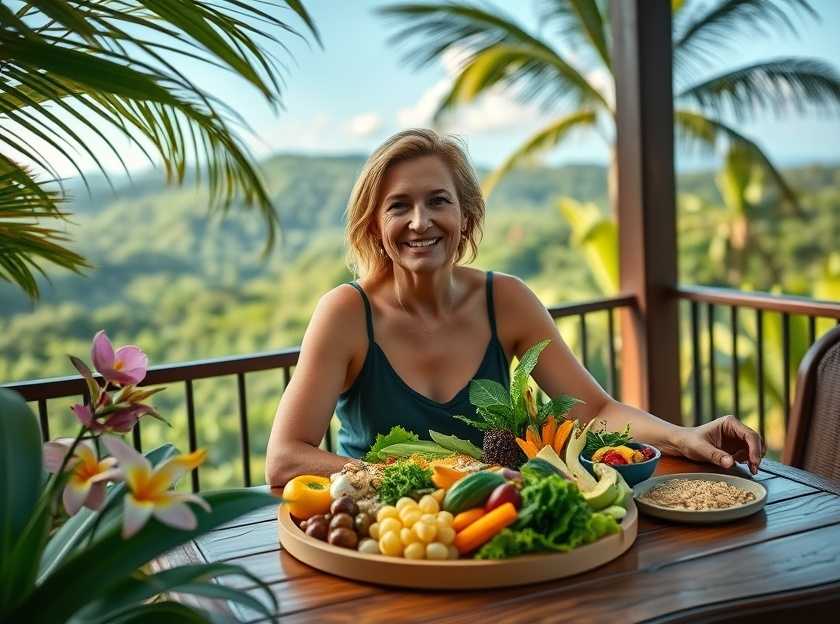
[579,423,661,486]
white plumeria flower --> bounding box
[43,438,122,516]
[102,435,210,539]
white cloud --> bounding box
[586,67,614,109]
[397,78,547,135]
[397,79,452,128]
[346,113,382,138]
[396,44,549,136]
[251,113,335,156]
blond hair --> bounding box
[345,128,485,277]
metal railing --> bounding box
[675,286,840,448]
[2,295,636,491]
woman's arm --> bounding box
[494,274,764,473]
[265,286,365,487]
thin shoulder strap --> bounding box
[348,282,374,342]
[485,271,498,337]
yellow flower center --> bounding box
[113,359,125,371]
[126,449,207,504]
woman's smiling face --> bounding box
[377,155,463,274]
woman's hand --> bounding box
[677,415,766,474]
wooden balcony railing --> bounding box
[5,289,838,487]
[2,295,637,491]
[675,286,840,450]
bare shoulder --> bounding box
[490,272,553,357]
[492,272,542,310]
[455,265,490,298]
[304,284,368,354]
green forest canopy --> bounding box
[1,154,838,486]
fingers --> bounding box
[692,438,734,470]
[724,415,764,471]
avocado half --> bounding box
[583,463,622,510]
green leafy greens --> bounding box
[428,430,483,459]
[583,422,633,457]
[363,426,419,463]
[454,340,580,437]
[475,473,619,559]
[380,441,452,459]
[376,460,434,505]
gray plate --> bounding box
[633,473,767,524]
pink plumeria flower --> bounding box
[91,330,148,386]
[103,404,153,433]
[71,401,151,433]
[103,436,210,539]
[43,439,122,516]
[71,403,98,430]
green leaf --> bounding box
[14,489,279,623]
[567,0,611,70]
[80,600,221,623]
[428,430,483,460]
[363,425,419,463]
[675,110,801,212]
[557,197,619,295]
[77,562,276,622]
[677,58,840,123]
[482,111,598,197]
[0,0,322,301]
[437,43,607,121]
[379,442,452,458]
[38,444,178,582]
[547,396,583,419]
[674,0,816,66]
[468,379,511,410]
[510,339,551,416]
[452,413,494,432]
[0,389,43,611]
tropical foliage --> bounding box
[379,0,840,269]
[0,332,280,622]
[1,156,837,481]
[0,0,320,298]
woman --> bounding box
[265,129,765,487]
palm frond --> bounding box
[674,0,817,71]
[536,0,611,71]
[433,43,608,124]
[0,0,321,299]
[0,159,90,299]
[378,2,561,71]
[678,58,840,122]
[674,110,802,215]
[482,110,598,197]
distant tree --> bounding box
[0,1,320,298]
[380,0,840,290]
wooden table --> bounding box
[161,458,840,622]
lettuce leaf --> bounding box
[428,430,483,459]
[363,426,419,463]
[475,473,619,559]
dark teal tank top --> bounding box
[335,271,510,458]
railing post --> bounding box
[610,0,682,423]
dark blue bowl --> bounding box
[580,442,661,487]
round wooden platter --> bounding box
[277,502,638,590]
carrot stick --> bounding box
[525,426,541,449]
[552,419,574,455]
[452,507,485,532]
[454,502,518,554]
[541,416,557,450]
[515,437,538,459]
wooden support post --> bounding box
[610,0,682,424]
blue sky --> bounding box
[26,0,840,176]
[236,0,840,171]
